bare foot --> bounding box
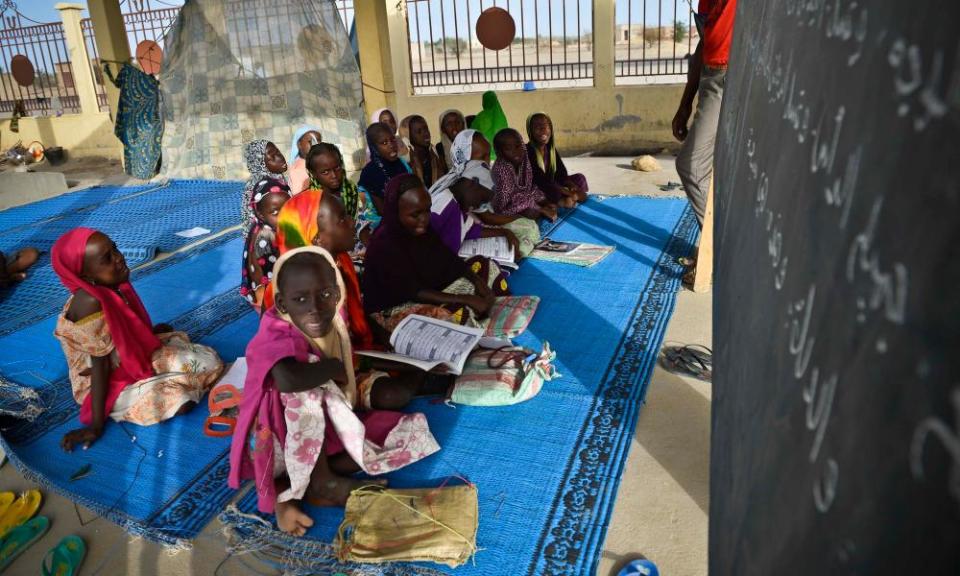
[175,401,197,416]
[306,476,387,507]
[275,500,314,537]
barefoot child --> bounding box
[240,177,292,311]
[52,228,223,452]
[436,109,466,168]
[242,140,288,230]
[287,126,322,194]
[400,115,446,188]
[362,174,508,333]
[0,247,39,287]
[526,112,589,208]
[358,123,412,219]
[492,128,558,223]
[227,247,440,535]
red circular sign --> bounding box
[10,55,34,87]
[476,7,516,51]
[136,40,164,75]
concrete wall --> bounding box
[5,112,121,159]
[361,0,685,156]
[388,84,683,156]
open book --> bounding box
[529,238,615,267]
[459,236,518,269]
[357,315,492,375]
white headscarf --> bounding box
[437,109,465,168]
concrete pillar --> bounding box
[354,0,397,117]
[86,0,130,118]
[593,0,615,88]
[56,3,99,114]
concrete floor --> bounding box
[0,155,710,576]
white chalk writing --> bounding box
[910,387,960,506]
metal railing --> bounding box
[405,0,593,93]
[0,19,81,115]
[81,0,180,112]
[615,0,697,80]
[335,0,354,32]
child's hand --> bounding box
[61,426,103,452]
[540,204,559,221]
[502,230,520,260]
[320,358,349,389]
[463,294,493,318]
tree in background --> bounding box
[674,20,688,43]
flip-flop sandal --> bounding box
[677,256,696,268]
[41,535,86,576]
[682,266,697,286]
[0,516,50,572]
[0,493,14,520]
[0,490,42,538]
[659,344,713,382]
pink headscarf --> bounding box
[52,227,161,426]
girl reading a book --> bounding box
[362,174,509,334]
[228,246,441,536]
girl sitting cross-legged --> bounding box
[228,246,440,536]
[491,128,558,223]
[361,174,510,334]
[526,112,589,208]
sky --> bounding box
[14,0,690,34]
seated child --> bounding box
[227,246,440,535]
[369,107,408,160]
[305,143,376,252]
[492,128,558,222]
[242,140,288,230]
[276,189,374,351]
[358,122,412,220]
[526,112,589,208]
[400,114,446,188]
[287,126,322,194]
[52,228,223,452]
[240,177,292,311]
[428,135,518,258]
[362,174,509,333]
[442,129,542,258]
[436,109,466,168]
[0,246,39,287]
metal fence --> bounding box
[615,0,697,79]
[0,18,81,115]
[405,0,593,93]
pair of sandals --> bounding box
[0,490,86,574]
[659,344,713,382]
[203,383,243,437]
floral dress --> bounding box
[54,298,223,426]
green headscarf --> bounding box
[471,91,508,161]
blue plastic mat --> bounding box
[0,234,258,545]
[222,196,700,575]
[0,179,242,337]
[0,182,156,231]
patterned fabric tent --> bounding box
[158,0,366,179]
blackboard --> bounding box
[711,0,960,573]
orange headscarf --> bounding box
[274,190,374,350]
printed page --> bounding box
[389,315,484,371]
[459,236,517,267]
